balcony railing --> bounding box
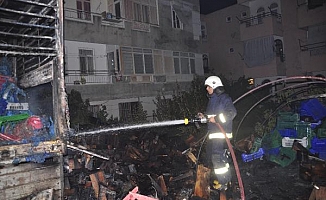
[297,0,326,9]
[65,70,113,85]
[299,40,326,56]
[64,8,92,21]
[238,12,282,27]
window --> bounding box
[173,51,196,74]
[203,54,209,73]
[107,49,120,74]
[133,48,153,74]
[269,3,278,15]
[133,2,150,23]
[88,105,100,117]
[121,47,154,75]
[257,7,265,24]
[76,0,91,20]
[79,49,94,75]
[275,39,284,62]
[172,10,183,29]
[119,102,141,122]
[201,22,207,40]
[107,0,122,19]
[241,11,247,18]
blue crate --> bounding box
[263,147,280,156]
[311,137,326,151]
[242,148,264,162]
[300,98,326,122]
[278,129,298,138]
[309,149,326,160]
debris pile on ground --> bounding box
[64,129,201,199]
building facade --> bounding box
[201,0,326,86]
[63,0,204,122]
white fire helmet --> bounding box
[205,76,223,89]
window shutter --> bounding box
[124,0,133,20]
[122,52,134,75]
[149,6,158,25]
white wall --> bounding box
[90,95,173,122]
[65,40,108,71]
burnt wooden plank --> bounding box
[193,164,211,199]
[0,156,63,200]
[0,140,62,164]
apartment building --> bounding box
[63,0,204,122]
[201,0,326,86]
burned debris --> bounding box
[64,128,200,200]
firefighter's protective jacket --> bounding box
[206,91,237,134]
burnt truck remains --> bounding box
[0,0,68,199]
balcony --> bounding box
[65,70,195,85]
[64,8,125,28]
[239,12,283,41]
[297,0,326,29]
[64,8,92,22]
[65,70,113,85]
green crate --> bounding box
[269,147,296,167]
[262,129,282,149]
[250,137,263,153]
[317,128,326,138]
[277,112,300,122]
[277,121,296,130]
[295,122,312,138]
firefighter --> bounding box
[198,75,237,190]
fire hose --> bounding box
[185,116,245,200]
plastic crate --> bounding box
[309,149,326,160]
[317,128,326,138]
[300,98,326,122]
[263,147,280,156]
[276,121,296,130]
[242,148,264,162]
[311,137,326,151]
[269,147,296,167]
[262,130,282,149]
[282,137,308,148]
[278,129,297,138]
[294,122,312,138]
[277,112,300,122]
[250,137,262,153]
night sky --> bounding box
[200,0,237,14]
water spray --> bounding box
[74,120,189,136]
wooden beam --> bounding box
[193,164,211,199]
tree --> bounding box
[67,89,92,129]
